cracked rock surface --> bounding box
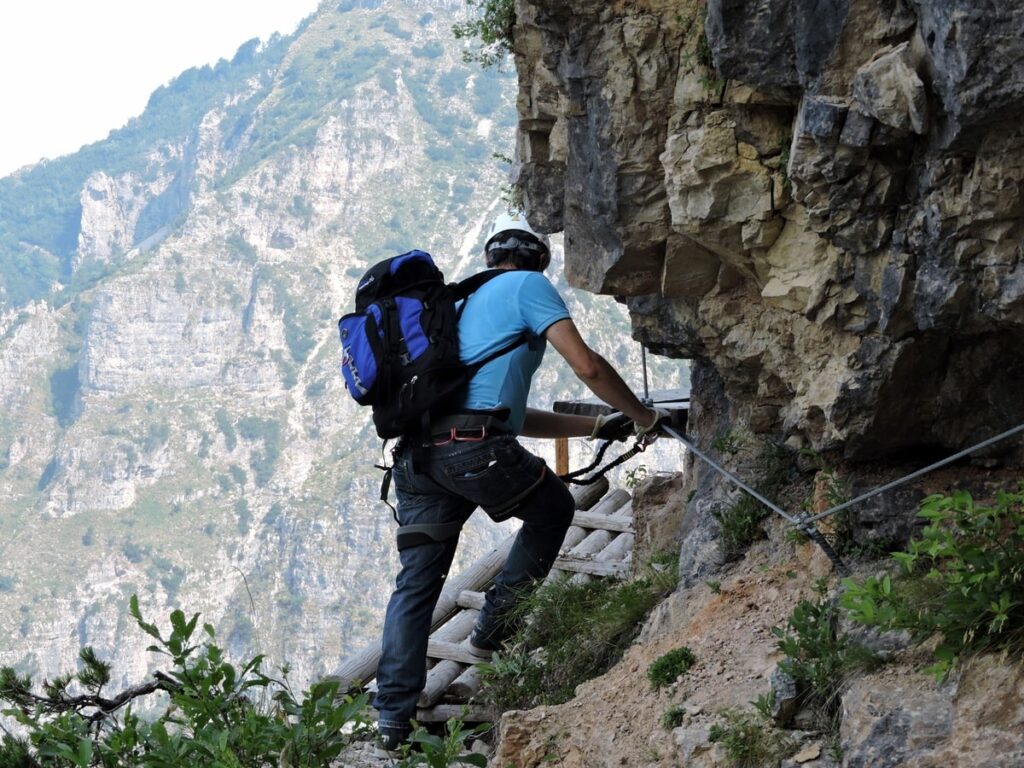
[512,0,1024,459]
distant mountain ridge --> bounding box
[0,0,685,698]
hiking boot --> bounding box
[467,628,502,660]
[373,727,409,758]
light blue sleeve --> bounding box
[517,272,571,336]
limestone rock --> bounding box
[853,43,927,134]
[841,656,1024,767]
[770,666,800,726]
[513,0,1024,462]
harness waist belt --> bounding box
[429,412,512,434]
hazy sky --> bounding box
[0,0,322,177]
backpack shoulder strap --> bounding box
[452,269,508,301]
[455,269,529,371]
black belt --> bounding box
[430,425,510,445]
[426,412,512,445]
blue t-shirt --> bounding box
[457,271,571,434]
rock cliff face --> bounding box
[512,0,1024,460]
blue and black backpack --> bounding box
[338,250,521,439]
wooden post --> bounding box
[555,437,569,476]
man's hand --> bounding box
[635,407,670,443]
[590,412,633,442]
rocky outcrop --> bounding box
[512,0,1024,460]
[841,656,1024,767]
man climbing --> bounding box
[374,212,667,750]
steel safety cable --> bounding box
[800,420,1024,526]
[660,425,849,574]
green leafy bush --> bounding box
[647,647,696,690]
[451,0,515,68]
[772,590,878,728]
[0,596,371,766]
[397,720,488,767]
[661,704,685,730]
[479,560,678,710]
[708,708,796,768]
[841,485,1024,679]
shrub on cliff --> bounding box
[451,0,514,68]
[0,596,370,767]
[841,484,1024,679]
[478,556,678,710]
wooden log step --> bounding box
[427,639,494,666]
[414,704,498,724]
[447,664,483,700]
[419,660,465,708]
[457,590,486,610]
[571,511,633,532]
[586,488,631,518]
[570,532,635,585]
[570,476,609,511]
[430,609,478,642]
[548,488,631,582]
[329,534,515,692]
[367,703,498,724]
[552,555,629,578]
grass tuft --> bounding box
[478,557,678,710]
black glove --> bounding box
[589,412,634,442]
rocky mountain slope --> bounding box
[0,0,684,699]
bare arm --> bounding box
[520,408,595,439]
[543,318,655,427]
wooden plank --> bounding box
[553,388,691,417]
[457,590,486,610]
[427,640,494,666]
[329,534,515,691]
[419,660,465,708]
[367,704,498,724]
[571,511,633,532]
[430,609,478,642]
[555,437,569,476]
[552,556,629,578]
[414,704,498,723]
[569,476,609,511]
[448,665,483,700]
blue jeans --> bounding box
[373,435,575,735]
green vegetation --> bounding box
[661,704,686,730]
[0,597,371,767]
[48,365,80,429]
[395,721,488,768]
[713,441,792,559]
[842,485,1024,679]
[215,408,237,451]
[479,557,678,710]
[647,647,696,690]
[708,709,796,768]
[451,0,515,68]
[773,585,878,729]
[237,416,282,487]
[142,422,170,453]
